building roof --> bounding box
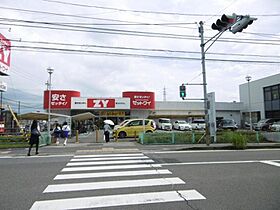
[18,112,95,121]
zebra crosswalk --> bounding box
[30,153,206,209]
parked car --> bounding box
[190,119,206,130]
[113,119,156,138]
[157,118,172,131]
[173,120,192,131]
[218,119,238,131]
[270,121,280,132]
[255,118,280,131]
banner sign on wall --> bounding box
[0,34,11,76]
[44,90,81,109]
[71,97,130,110]
[122,91,155,110]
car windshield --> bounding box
[160,119,171,123]
[223,119,235,125]
[258,119,267,124]
[119,120,128,126]
[177,121,187,124]
[193,119,205,123]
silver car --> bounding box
[271,121,280,132]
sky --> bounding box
[0,0,279,111]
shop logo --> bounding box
[87,99,115,108]
[132,100,152,106]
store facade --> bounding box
[44,89,242,126]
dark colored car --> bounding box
[254,118,280,131]
[218,119,238,131]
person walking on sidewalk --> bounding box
[61,122,70,146]
[27,120,41,156]
[52,122,61,145]
[103,123,111,143]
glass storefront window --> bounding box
[272,86,279,100]
[264,87,271,101]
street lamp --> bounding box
[47,67,54,143]
[245,75,252,131]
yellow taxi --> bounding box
[113,119,156,138]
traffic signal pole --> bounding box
[198,21,210,146]
[195,14,257,145]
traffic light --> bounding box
[211,14,236,32]
[230,15,257,34]
[179,85,186,98]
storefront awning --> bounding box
[71,112,95,121]
[18,112,71,120]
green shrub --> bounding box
[139,131,204,144]
[221,131,247,149]
[0,135,29,143]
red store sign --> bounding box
[0,33,11,76]
[44,90,80,109]
[122,91,155,110]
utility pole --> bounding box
[47,67,54,144]
[246,75,253,131]
[163,86,167,101]
[199,21,210,146]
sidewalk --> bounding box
[1,138,280,157]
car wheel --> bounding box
[146,130,152,133]
[118,131,127,139]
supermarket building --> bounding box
[43,73,280,127]
[43,90,242,126]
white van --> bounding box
[158,118,172,130]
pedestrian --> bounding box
[61,122,70,146]
[103,123,111,143]
[27,120,41,156]
[52,122,61,145]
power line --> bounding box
[0,17,196,26]
[0,6,137,23]
[0,21,198,40]
[1,19,280,45]
[9,38,280,59]
[10,45,280,64]
[42,0,280,17]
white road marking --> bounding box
[54,169,172,180]
[62,163,162,172]
[161,160,280,166]
[31,189,206,210]
[71,156,149,161]
[67,159,154,166]
[74,153,144,158]
[260,160,280,167]
[146,148,280,154]
[43,177,185,193]
[0,151,11,154]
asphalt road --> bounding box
[0,145,279,210]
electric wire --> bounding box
[10,45,280,64]
[9,38,280,59]
[42,0,280,17]
[1,17,279,45]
